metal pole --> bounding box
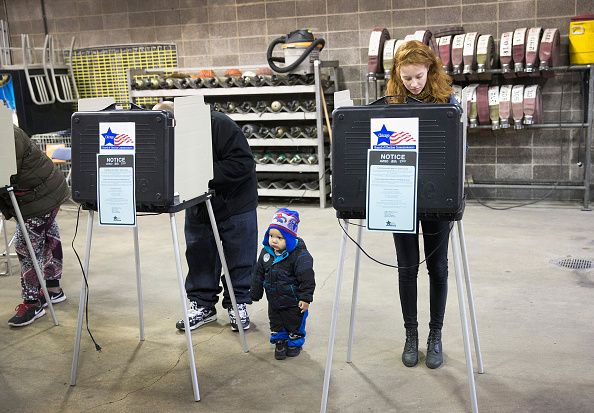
[346,221,363,363]
[583,66,593,210]
[8,190,58,325]
[133,225,145,341]
[457,220,484,374]
[320,219,350,413]
[70,210,94,385]
[205,198,248,352]
[450,226,479,413]
[1,215,14,276]
[170,212,200,401]
[314,60,326,208]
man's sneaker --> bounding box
[39,289,67,308]
[175,302,217,331]
[8,301,46,327]
[275,340,288,360]
[287,346,302,357]
[228,303,250,331]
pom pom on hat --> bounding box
[265,208,300,252]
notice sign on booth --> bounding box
[97,154,136,227]
[367,117,419,233]
[366,150,418,232]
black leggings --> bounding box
[393,220,450,331]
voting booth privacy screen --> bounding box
[332,103,465,221]
[0,104,17,188]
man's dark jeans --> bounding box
[184,208,257,309]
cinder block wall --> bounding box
[3,0,594,200]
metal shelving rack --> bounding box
[129,60,339,208]
[365,65,594,210]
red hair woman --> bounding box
[386,40,457,369]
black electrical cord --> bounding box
[337,218,454,269]
[71,204,101,352]
[346,220,448,236]
[465,179,557,210]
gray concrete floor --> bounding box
[1,201,593,413]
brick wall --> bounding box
[3,0,594,201]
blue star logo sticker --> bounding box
[102,128,117,145]
[373,124,393,145]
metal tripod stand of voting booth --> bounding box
[1,213,17,276]
[320,219,484,413]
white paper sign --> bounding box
[99,122,136,155]
[512,85,525,103]
[524,85,538,99]
[499,84,512,102]
[500,32,513,56]
[453,34,466,49]
[488,86,499,105]
[368,30,382,56]
[97,154,136,226]
[463,32,478,57]
[370,117,419,150]
[513,28,527,46]
[366,149,418,233]
[526,27,542,52]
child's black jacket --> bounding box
[251,238,315,309]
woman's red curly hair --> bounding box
[386,40,452,103]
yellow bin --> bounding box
[569,14,594,64]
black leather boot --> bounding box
[426,328,443,369]
[402,328,419,367]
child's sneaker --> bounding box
[39,289,67,308]
[227,303,250,331]
[8,301,46,327]
[287,346,302,357]
[175,301,217,331]
[275,340,288,360]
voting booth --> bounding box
[71,98,212,213]
[321,102,484,413]
[331,103,465,222]
[68,96,248,402]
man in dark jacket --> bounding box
[251,208,315,360]
[155,103,258,332]
[1,126,70,327]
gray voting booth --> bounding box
[321,102,484,413]
[68,96,248,401]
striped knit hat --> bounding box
[265,208,300,252]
